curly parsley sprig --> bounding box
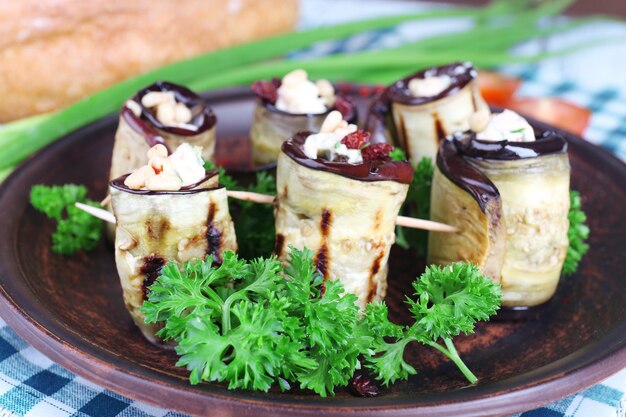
[562,190,590,276]
[364,263,501,385]
[205,162,276,259]
[143,247,501,395]
[395,156,433,256]
[30,184,103,255]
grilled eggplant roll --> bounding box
[366,62,488,166]
[250,69,357,165]
[109,145,237,343]
[274,113,412,309]
[428,111,570,307]
[109,81,217,181]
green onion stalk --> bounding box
[0,0,602,176]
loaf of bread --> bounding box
[0,0,299,122]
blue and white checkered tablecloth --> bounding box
[1,1,625,416]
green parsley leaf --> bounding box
[408,263,501,341]
[364,262,501,385]
[395,157,433,255]
[30,184,103,255]
[389,147,407,161]
[562,190,590,276]
[205,161,276,259]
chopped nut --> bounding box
[125,100,142,117]
[147,144,168,160]
[469,109,491,133]
[316,79,334,97]
[282,69,308,87]
[141,91,175,108]
[156,101,176,125]
[320,110,343,133]
[145,172,183,191]
[175,102,192,123]
[124,165,155,190]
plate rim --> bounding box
[0,85,625,417]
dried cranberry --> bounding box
[341,130,371,149]
[348,374,380,397]
[334,94,356,122]
[251,80,278,104]
[361,143,394,161]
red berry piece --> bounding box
[334,94,356,122]
[341,130,371,149]
[251,80,278,104]
[361,143,394,161]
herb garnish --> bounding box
[30,184,103,255]
[396,156,433,255]
[143,248,501,395]
[205,162,277,259]
[562,190,590,275]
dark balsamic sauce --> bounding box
[109,170,220,195]
[436,139,499,213]
[437,129,568,213]
[365,63,477,144]
[452,130,568,161]
[121,107,167,148]
[126,81,217,138]
[387,62,477,105]
[281,132,414,185]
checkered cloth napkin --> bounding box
[1,1,625,416]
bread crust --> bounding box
[0,0,299,122]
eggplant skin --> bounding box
[477,154,570,306]
[391,82,487,167]
[109,113,216,181]
[250,103,327,165]
[428,153,570,307]
[275,153,408,310]
[110,186,237,343]
[428,166,506,283]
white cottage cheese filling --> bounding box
[476,110,536,142]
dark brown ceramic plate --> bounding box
[0,86,624,417]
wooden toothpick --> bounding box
[75,202,116,224]
[226,190,459,233]
[75,192,459,233]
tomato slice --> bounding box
[506,97,591,136]
[477,71,521,107]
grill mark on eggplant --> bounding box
[141,254,166,300]
[283,185,288,200]
[274,233,285,257]
[320,209,332,237]
[433,112,446,144]
[146,216,170,240]
[367,251,385,303]
[206,202,223,265]
[315,245,329,279]
[373,209,383,232]
[315,209,332,278]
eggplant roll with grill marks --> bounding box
[110,169,237,343]
[366,62,488,166]
[428,111,570,307]
[274,117,412,309]
[110,81,217,181]
[250,69,357,165]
